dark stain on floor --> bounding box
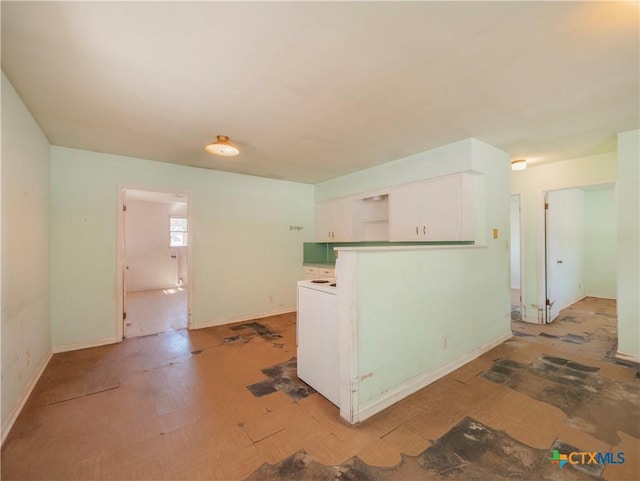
[483,354,640,444]
[247,357,316,401]
[231,321,283,341]
[539,332,589,344]
[222,334,251,344]
[247,417,604,481]
[513,330,535,338]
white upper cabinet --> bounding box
[315,172,476,243]
[389,173,475,241]
[315,198,352,242]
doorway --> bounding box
[510,194,523,321]
[118,187,192,339]
[543,183,616,324]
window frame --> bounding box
[169,216,188,247]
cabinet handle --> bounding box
[423,226,426,235]
[416,226,419,235]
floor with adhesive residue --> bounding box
[2,297,638,480]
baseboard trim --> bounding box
[615,350,640,364]
[556,295,587,316]
[354,331,513,423]
[1,350,53,445]
[53,336,118,353]
[193,307,296,330]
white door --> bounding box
[545,189,586,323]
[545,193,560,323]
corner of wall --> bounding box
[1,72,53,441]
[616,129,640,360]
[1,350,53,445]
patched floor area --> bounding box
[249,417,607,481]
[2,297,638,480]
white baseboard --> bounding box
[556,295,587,315]
[615,350,640,364]
[1,350,53,445]
[53,336,118,353]
[354,331,513,423]
[193,307,296,330]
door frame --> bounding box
[540,179,616,324]
[116,184,194,341]
[510,194,524,314]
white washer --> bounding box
[296,279,339,406]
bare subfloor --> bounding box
[2,297,638,480]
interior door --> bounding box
[544,192,559,324]
[544,192,561,323]
[546,188,589,323]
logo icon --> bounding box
[549,450,569,469]
[549,450,625,469]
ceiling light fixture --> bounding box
[205,135,239,157]
[511,159,527,171]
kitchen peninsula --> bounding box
[332,243,511,423]
[299,138,512,424]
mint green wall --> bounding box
[332,139,511,414]
[584,187,616,299]
[510,152,617,323]
[616,130,639,361]
[50,147,314,349]
[1,73,52,435]
[315,138,473,201]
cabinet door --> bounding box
[388,182,426,241]
[422,175,462,241]
[331,198,352,242]
[315,202,334,242]
[315,198,353,242]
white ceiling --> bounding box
[2,1,638,184]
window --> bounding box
[170,217,188,247]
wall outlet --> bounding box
[442,336,448,350]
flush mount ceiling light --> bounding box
[511,159,527,171]
[205,135,239,157]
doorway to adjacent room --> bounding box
[543,183,616,324]
[118,187,193,339]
